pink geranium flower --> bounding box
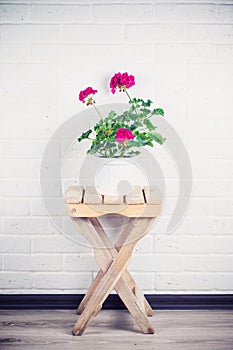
[110,72,135,94]
[79,87,97,105]
[116,127,135,144]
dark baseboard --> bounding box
[0,294,233,310]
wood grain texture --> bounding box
[103,194,123,204]
[90,217,153,317]
[75,219,152,316]
[73,218,153,331]
[76,269,104,315]
[65,186,162,218]
[125,186,145,204]
[65,186,160,335]
[83,186,102,204]
[72,218,155,335]
[0,310,233,350]
[66,203,162,217]
[65,186,83,204]
[143,185,162,204]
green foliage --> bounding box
[77,129,92,142]
[77,98,166,158]
[152,108,164,116]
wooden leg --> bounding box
[72,218,155,336]
[74,217,152,318]
[91,217,153,317]
[76,269,103,315]
[77,269,152,317]
[134,285,146,314]
[73,240,152,335]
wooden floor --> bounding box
[0,309,233,350]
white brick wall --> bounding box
[0,0,233,295]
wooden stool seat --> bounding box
[65,185,162,336]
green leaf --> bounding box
[108,110,117,119]
[143,119,156,131]
[129,98,153,107]
[149,132,166,145]
[152,108,164,116]
[146,99,153,106]
[127,150,140,156]
[131,122,143,130]
[77,129,92,142]
[141,108,151,115]
[141,99,153,107]
[129,97,141,104]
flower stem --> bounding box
[92,103,103,120]
[124,87,131,102]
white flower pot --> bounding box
[95,157,148,196]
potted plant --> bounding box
[77,72,166,195]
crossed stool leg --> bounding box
[76,217,153,318]
[72,216,155,336]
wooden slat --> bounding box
[84,186,102,204]
[103,194,123,205]
[143,185,162,204]
[66,203,162,218]
[125,186,145,204]
[65,186,162,218]
[65,186,83,204]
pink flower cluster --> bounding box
[79,87,97,105]
[78,72,135,106]
[116,127,135,144]
[110,72,135,94]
